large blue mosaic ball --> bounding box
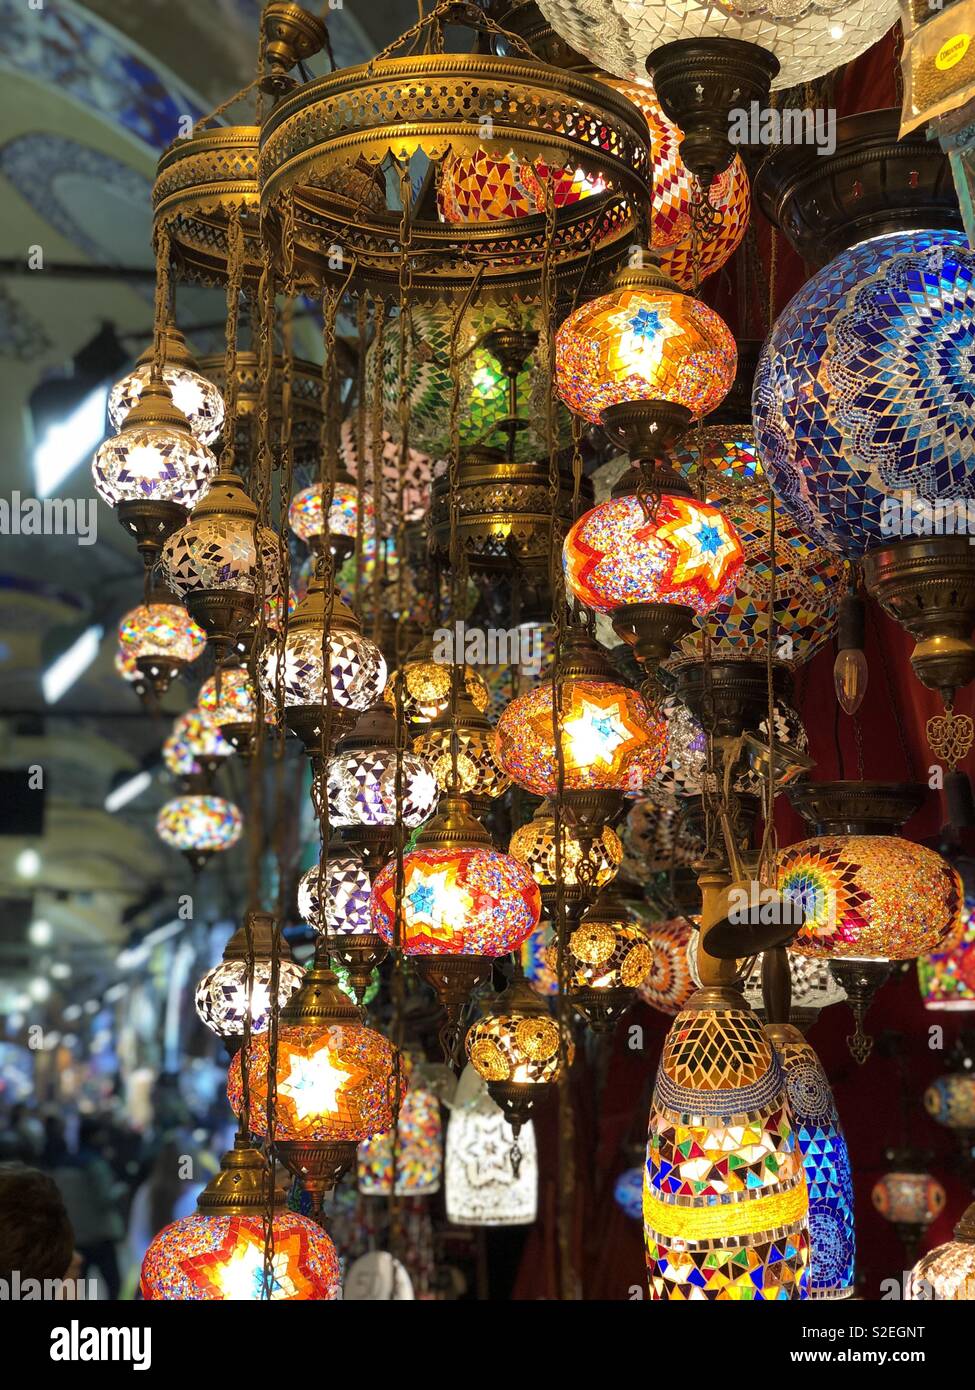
[753,230,975,558]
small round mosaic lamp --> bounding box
[298,854,372,936]
[140,1142,340,1301]
[872,1171,946,1228]
[195,959,303,1038]
[288,479,375,549]
[918,904,975,1010]
[925,1073,975,1132]
[156,794,242,860]
[637,916,699,1016]
[93,378,217,515]
[644,987,810,1300]
[357,1074,442,1198]
[509,800,623,896]
[118,601,205,670]
[555,284,736,426]
[563,490,744,618]
[384,637,490,726]
[909,1203,975,1300]
[767,1023,855,1300]
[110,328,225,445]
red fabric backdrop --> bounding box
[511,26,975,1300]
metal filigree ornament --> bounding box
[256,6,652,303]
[198,351,324,473]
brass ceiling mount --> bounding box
[260,4,329,97]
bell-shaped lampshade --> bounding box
[767,1023,855,1300]
[445,1065,538,1227]
[644,987,810,1299]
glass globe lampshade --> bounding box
[412,694,511,807]
[872,1170,946,1229]
[742,952,847,1025]
[925,1073,975,1132]
[338,415,432,524]
[357,1071,442,1198]
[623,797,703,874]
[297,851,373,936]
[117,598,205,696]
[563,490,744,619]
[909,1203,975,1300]
[114,646,141,687]
[521,923,559,997]
[156,794,242,869]
[767,1023,855,1300]
[509,799,623,911]
[437,148,605,223]
[637,915,699,1016]
[644,986,810,1299]
[259,572,387,756]
[371,797,541,958]
[327,704,438,830]
[445,1065,538,1227]
[109,327,225,445]
[465,974,571,1131]
[384,636,490,726]
[553,889,654,1030]
[535,0,900,93]
[163,707,233,777]
[754,229,975,558]
[93,374,218,562]
[140,1141,340,1301]
[918,904,975,1010]
[555,276,736,427]
[195,912,303,1038]
[288,476,376,561]
[614,1166,644,1221]
[160,469,281,660]
[198,664,274,754]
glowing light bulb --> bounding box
[833,646,868,716]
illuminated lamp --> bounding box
[298,846,388,1005]
[161,469,281,662]
[140,1138,339,1300]
[371,796,541,1055]
[925,1073,975,1134]
[554,888,653,1030]
[195,910,302,1040]
[465,973,571,1133]
[357,1066,442,1198]
[521,922,558,998]
[288,469,375,565]
[413,693,511,813]
[644,986,810,1300]
[229,949,403,1212]
[199,664,274,757]
[445,1064,538,1227]
[338,415,431,525]
[117,594,205,698]
[164,708,233,778]
[637,915,698,1017]
[766,1022,855,1300]
[614,1167,644,1221]
[156,793,242,872]
[741,952,846,1030]
[509,799,623,915]
[909,1202,975,1300]
[93,373,217,564]
[384,635,490,727]
[258,570,387,761]
[495,625,666,835]
[872,1164,946,1266]
[109,325,224,444]
[326,703,438,852]
[918,904,975,1011]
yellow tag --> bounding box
[936,33,971,70]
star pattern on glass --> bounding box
[280,1046,356,1121]
[563,697,630,771]
[404,862,474,941]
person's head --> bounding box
[0,1165,75,1281]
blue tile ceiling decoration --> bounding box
[753,230,975,557]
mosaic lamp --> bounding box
[644,985,810,1300]
[412,692,511,812]
[742,952,846,1030]
[357,1062,442,1198]
[110,325,225,445]
[445,1064,538,1227]
[338,415,432,525]
[298,845,388,1005]
[637,915,699,1017]
[288,469,376,565]
[163,707,234,778]
[918,903,975,1011]
[909,1201,975,1300]
[766,1022,855,1300]
[924,1072,975,1135]
[258,570,387,759]
[466,972,571,1133]
[93,372,218,564]
[156,793,242,872]
[199,664,274,757]
[495,625,667,834]
[140,1138,340,1300]
[872,1163,946,1266]
[384,635,490,727]
[326,703,438,837]
[509,799,623,915]
[229,949,403,1212]
[116,595,206,698]
[195,911,303,1040]
[553,887,654,1031]
[521,922,559,998]
[161,469,281,662]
